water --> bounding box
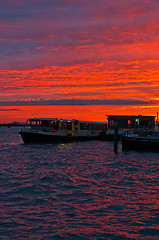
[0,127,159,240]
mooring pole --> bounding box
[114,120,118,152]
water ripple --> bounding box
[0,127,158,239]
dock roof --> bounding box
[106,115,156,120]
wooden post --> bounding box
[114,120,118,152]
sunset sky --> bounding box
[1,0,159,122]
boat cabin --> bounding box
[27,118,107,131]
[106,115,155,129]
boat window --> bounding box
[100,124,106,130]
[80,123,85,130]
[80,123,104,130]
[109,120,114,128]
[41,120,50,127]
[96,124,99,130]
[59,121,67,129]
[54,121,59,129]
[36,121,41,126]
[67,122,72,130]
[50,121,59,129]
[30,120,37,126]
[50,121,55,128]
[73,121,78,130]
[128,120,133,127]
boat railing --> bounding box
[124,127,159,136]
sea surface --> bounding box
[0,127,159,240]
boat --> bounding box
[122,130,159,151]
[19,118,107,143]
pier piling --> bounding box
[114,120,118,152]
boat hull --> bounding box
[122,135,159,152]
[19,131,106,143]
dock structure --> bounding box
[106,115,155,129]
[105,115,156,140]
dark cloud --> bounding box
[0,99,156,106]
[0,108,21,111]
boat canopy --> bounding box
[27,117,106,125]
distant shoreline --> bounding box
[0,123,29,127]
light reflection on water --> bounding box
[0,127,159,240]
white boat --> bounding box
[19,118,107,143]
